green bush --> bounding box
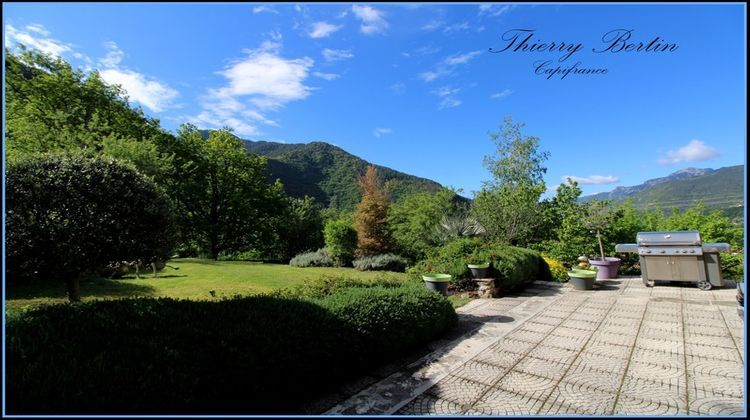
[721,252,744,281]
[324,220,358,266]
[352,253,408,272]
[216,249,263,261]
[407,238,547,291]
[543,256,568,282]
[7,285,456,414]
[273,275,408,300]
[288,248,334,268]
[6,153,176,301]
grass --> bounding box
[447,295,472,308]
[5,258,407,312]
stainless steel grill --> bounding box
[615,230,730,290]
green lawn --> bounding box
[6,258,408,311]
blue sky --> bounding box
[3,3,746,198]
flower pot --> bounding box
[588,257,621,280]
[467,263,490,279]
[568,269,597,290]
[423,273,451,296]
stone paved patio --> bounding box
[327,278,745,416]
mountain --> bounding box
[242,140,453,210]
[581,165,744,216]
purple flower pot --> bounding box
[588,257,621,280]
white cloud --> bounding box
[444,50,482,66]
[313,72,340,81]
[322,48,353,62]
[352,5,388,35]
[562,175,620,185]
[373,127,393,138]
[389,82,406,95]
[190,34,315,136]
[658,140,720,165]
[491,89,514,99]
[5,24,72,57]
[99,69,179,113]
[99,41,124,68]
[432,86,462,110]
[443,21,471,34]
[478,4,515,17]
[421,19,444,31]
[309,21,342,39]
[419,50,483,83]
[253,5,279,14]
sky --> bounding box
[3,2,746,198]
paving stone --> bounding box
[685,343,743,363]
[449,360,508,386]
[583,341,632,360]
[541,332,589,351]
[572,350,629,375]
[526,345,579,365]
[505,329,548,344]
[473,348,525,369]
[634,335,684,353]
[688,396,745,415]
[539,384,617,415]
[513,356,570,380]
[559,318,599,331]
[589,330,638,347]
[487,337,537,355]
[613,394,686,415]
[395,394,463,415]
[630,347,684,367]
[470,388,546,415]
[620,375,687,408]
[518,321,557,334]
[684,333,738,349]
[494,370,558,401]
[687,373,744,399]
[561,363,624,393]
[425,375,491,406]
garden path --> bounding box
[326,278,745,416]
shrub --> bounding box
[352,254,408,272]
[6,285,456,414]
[543,256,568,282]
[407,238,546,291]
[216,249,264,262]
[6,153,176,301]
[273,275,408,300]
[288,248,334,268]
[324,220,358,266]
[721,252,744,281]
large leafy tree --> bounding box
[472,117,550,246]
[4,48,174,178]
[163,124,286,259]
[6,154,176,302]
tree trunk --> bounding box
[597,230,606,261]
[65,274,82,303]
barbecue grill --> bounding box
[615,230,730,290]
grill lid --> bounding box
[636,230,702,246]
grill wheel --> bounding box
[697,280,712,291]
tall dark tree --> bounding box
[165,124,286,259]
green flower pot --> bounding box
[467,263,490,279]
[568,269,597,290]
[423,273,451,296]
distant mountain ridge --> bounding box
[241,139,453,210]
[581,165,744,216]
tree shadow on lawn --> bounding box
[6,274,158,301]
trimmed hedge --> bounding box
[6,283,456,414]
[289,248,334,267]
[543,256,568,282]
[407,238,550,291]
[352,253,408,272]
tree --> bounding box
[275,196,325,261]
[389,188,462,260]
[472,117,550,245]
[4,48,173,179]
[583,200,618,260]
[6,154,176,302]
[165,124,286,259]
[354,165,393,256]
[324,220,358,266]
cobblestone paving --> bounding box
[393,279,745,416]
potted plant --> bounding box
[567,265,598,290]
[422,273,452,296]
[466,252,491,279]
[582,201,621,279]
